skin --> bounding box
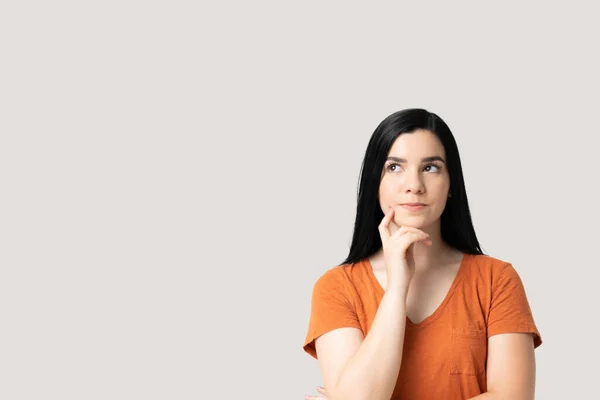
[306,333,536,400]
[370,128,459,272]
[305,129,536,399]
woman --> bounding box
[302,108,542,400]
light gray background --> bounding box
[1,1,598,399]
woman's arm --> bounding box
[313,211,429,400]
[315,286,408,400]
[468,333,536,400]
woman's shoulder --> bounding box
[468,253,512,270]
[465,253,526,286]
[312,259,368,290]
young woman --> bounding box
[302,108,542,400]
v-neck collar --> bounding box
[364,253,469,329]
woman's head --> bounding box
[340,108,484,266]
[378,128,451,230]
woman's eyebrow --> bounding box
[386,156,446,164]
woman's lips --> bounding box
[400,204,426,212]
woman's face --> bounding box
[378,129,451,230]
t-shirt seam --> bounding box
[492,262,511,295]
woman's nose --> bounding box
[404,169,424,193]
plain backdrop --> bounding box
[1,1,598,399]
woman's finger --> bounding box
[316,386,327,396]
[390,225,429,240]
[392,231,431,247]
[378,206,394,241]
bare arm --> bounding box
[316,286,408,400]
[467,333,536,400]
[315,208,431,400]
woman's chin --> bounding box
[395,217,429,229]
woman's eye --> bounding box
[424,164,441,172]
[387,163,400,172]
[386,163,441,173]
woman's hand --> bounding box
[304,385,328,400]
[378,206,432,292]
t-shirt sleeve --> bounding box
[302,269,362,359]
[487,262,542,349]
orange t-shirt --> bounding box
[302,253,542,399]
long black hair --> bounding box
[339,108,484,266]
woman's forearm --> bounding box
[329,287,408,400]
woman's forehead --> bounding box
[387,129,445,159]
